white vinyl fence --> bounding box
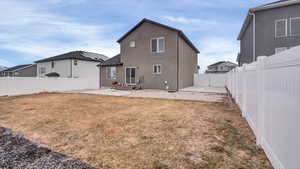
[0,77,99,96]
[194,73,226,87]
[226,46,300,169]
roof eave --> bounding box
[35,57,102,63]
[117,18,200,53]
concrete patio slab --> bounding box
[181,86,227,94]
[68,87,227,102]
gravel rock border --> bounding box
[0,127,96,169]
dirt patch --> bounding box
[0,93,273,169]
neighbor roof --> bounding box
[98,54,123,67]
[117,18,200,53]
[0,64,33,73]
[238,0,300,40]
[35,51,108,63]
[208,61,237,67]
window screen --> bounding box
[151,37,165,53]
[151,39,157,52]
[158,38,165,52]
[291,17,300,36]
[153,64,161,74]
[275,20,287,37]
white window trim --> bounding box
[129,40,136,47]
[125,67,136,85]
[290,17,300,36]
[106,67,116,80]
[152,64,162,74]
[275,19,288,38]
[111,67,116,80]
[150,37,165,53]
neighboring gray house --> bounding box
[0,64,37,77]
[237,0,300,66]
[206,61,237,73]
[99,18,199,91]
[35,51,108,78]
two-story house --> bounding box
[206,61,237,73]
[99,18,200,91]
[237,0,300,66]
[35,51,108,78]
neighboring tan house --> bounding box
[35,51,108,78]
[237,0,300,66]
[206,61,237,73]
[99,18,199,91]
[0,64,37,77]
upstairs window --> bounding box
[151,37,165,53]
[129,40,135,47]
[153,64,161,74]
[275,19,287,38]
[51,61,55,68]
[290,17,300,36]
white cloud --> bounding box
[0,59,14,67]
[198,37,239,72]
[163,16,240,33]
[173,0,274,8]
[46,0,86,5]
[164,16,219,25]
[0,0,120,62]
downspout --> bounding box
[249,12,256,62]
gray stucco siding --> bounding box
[239,4,300,65]
[120,22,179,90]
[240,20,253,65]
[178,36,197,89]
[100,66,122,87]
[255,5,300,57]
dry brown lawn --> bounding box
[0,93,273,169]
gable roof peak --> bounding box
[117,18,200,53]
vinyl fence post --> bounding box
[235,68,239,102]
[242,64,247,117]
[256,56,266,145]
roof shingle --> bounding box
[0,64,33,73]
[98,54,123,67]
[35,51,108,63]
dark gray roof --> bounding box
[0,64,33,73]
[117,18,200,53]
[98,54,123,67]
[208,61,237,67]
[238,0,300,40]
[35,51,107,63]
[0,127,96,169]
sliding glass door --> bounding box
[125,67,136,84]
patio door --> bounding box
[125,67,136,85]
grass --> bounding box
[0,93,273,169]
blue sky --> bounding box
[0,0,274,71]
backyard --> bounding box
[0,93,272,169]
